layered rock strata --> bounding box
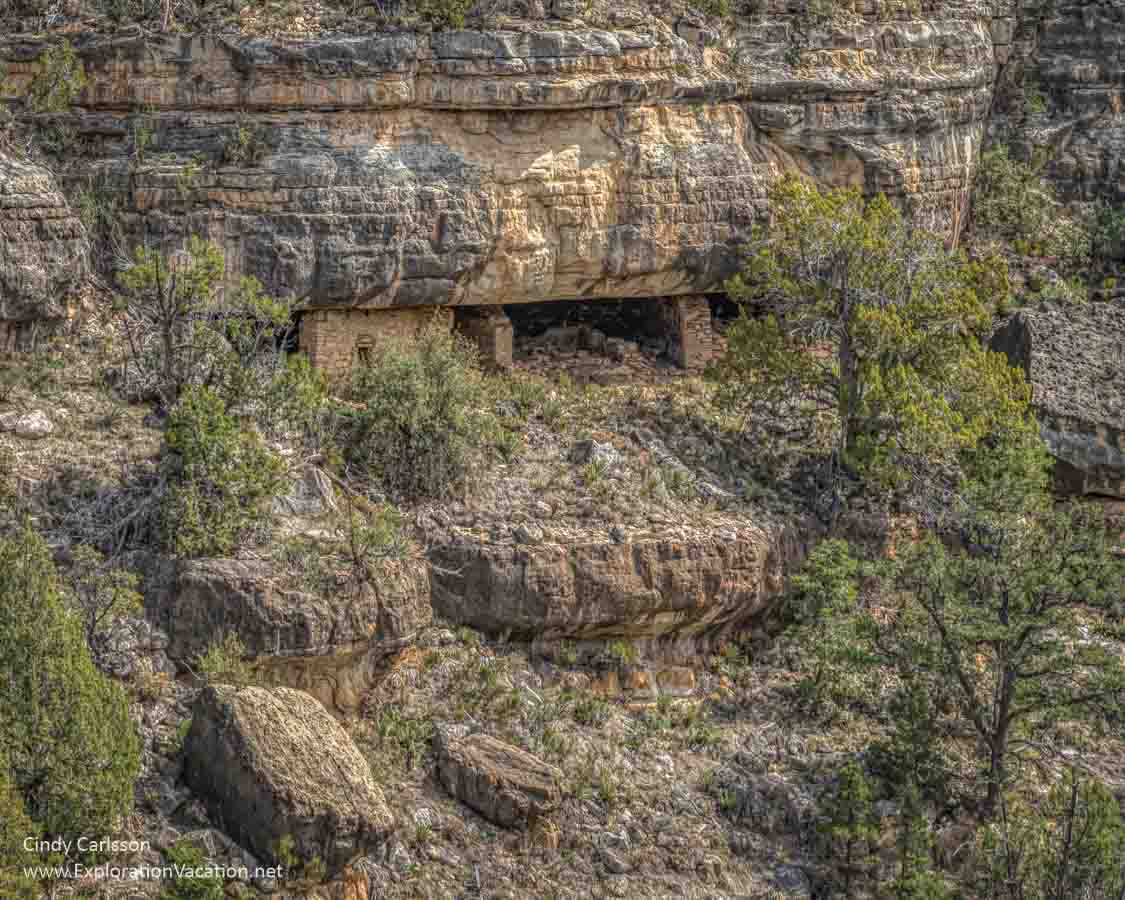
[989,0,1125,204]
[0,3,1001,356]
[429,519,806,658]
[147,557,430,710]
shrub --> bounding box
[343,325,495,500]
[0,522,140,846]
[716,175,1034,500]
[160,386,286,557]
[196,631,254,686]
[415,0,473,29]
[63,544,142,647]
[0,756,42,899]
[26,41,86,113]
[161,840,225,900]
[220,119,270,167]
[115,237,298,413]
[972,147,1091,273]
[818,760,877,895]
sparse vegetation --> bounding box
[716,174,1033,502]
[195,631,255,685]
[343,324,498,501]
[160,386,286,557]
[26,41,86,113]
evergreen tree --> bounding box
[0,522,140,846]
[889,781,951,900]
[795,443,1125,820]
[819,759,878,896]
[713,174,1032,497]
[0,755,43,899]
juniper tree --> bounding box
[974,768,1125,900]
[115,236,296,413]
[795,443,1125,821]
[818,759,878,897]
[0,522,140,846]
[713,175,1032,499]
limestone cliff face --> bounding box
[0,153,87,346]
[990,0,1125,204]
[0,1,1001,312]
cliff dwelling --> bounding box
[297,294,719,380]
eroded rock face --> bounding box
[183,685,395,872]
[429,521,806,655]
[147,557,430,709]
[991,302,1125,499]
[435,729,563,829]
[990,1,1125,204]
[0,3,999,314]
[0,153,87,346]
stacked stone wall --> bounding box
[298,307,453,379]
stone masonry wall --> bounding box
[298,306,453,379]
[660,296,715,371]
[454,307,514,370]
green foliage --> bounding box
[786,539,864,708]
[161,386,286,557]
[369,708,434,773]
[818,759,877,895]
[972,147,1091,272]
[63,545,142,646]
[131,109,158,164]
[971,770,1125,900]
[0,757,43,899]
[0,522,140,846]
[414,0,473,29]
[1023,76,1048,115]
[195,631,254,686]
[696,0,732,17]
[160,840,224,900]
[606,640,637,666]
[26,41,86,113]
[796,443,1125,819]
[891,781,952,900]
[116,236,300,415]
[1090,200,1125,262]
[715,174,1033,497]
[343,324,496,501]
[220,119,270,167]
[873,683,950,808]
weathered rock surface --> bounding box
[147,557,430,709]
[990,1,1125,204]
[992,302,1125,499]
[183,685,395,872]
[435,729,562,829]
[0,3,999,316]
[0,154,87,347]
[430,521,805,655]
[0,408,55,439]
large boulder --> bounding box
[146,557,430,710]
[992,303,1125,499]
[0,153,87,347]
[429,521,805,656]
[435,730,563,829]
[183,685,394,872]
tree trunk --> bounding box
[839,324,860,458]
